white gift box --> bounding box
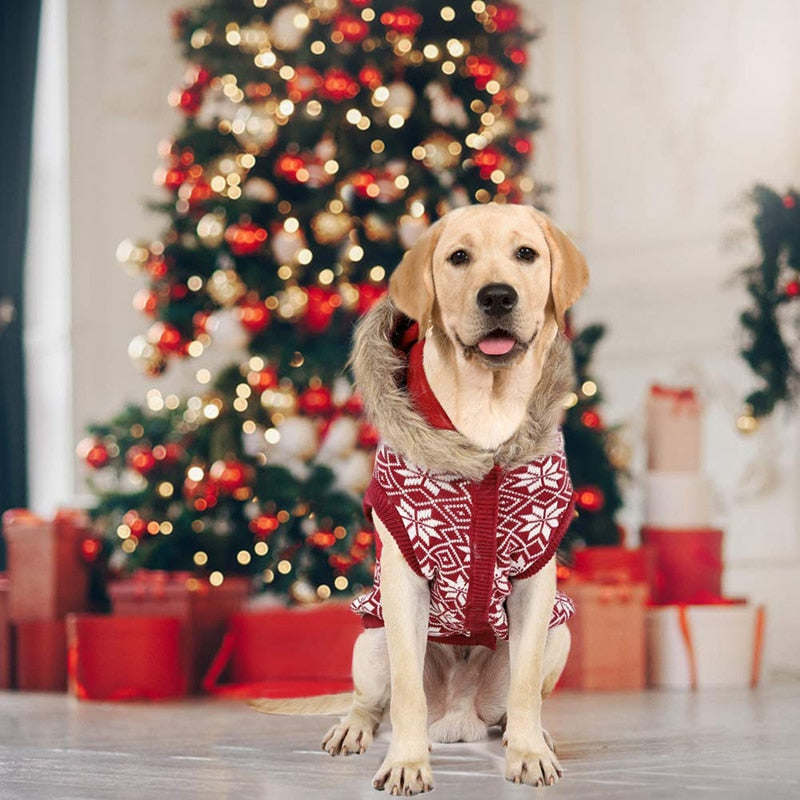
[646,603,765,689]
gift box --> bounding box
[645,385,703,472]
[646,602,765,689]
[14,619,68,691]
[2,508,91,621]
[557,579,648,690]
[108,571,250,693]
[571,546,653,588]
[0,574,11,688]
[203,600,363,698]
[67,614,188,700]
[640,527,723,605]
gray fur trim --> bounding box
[351,298,575,480]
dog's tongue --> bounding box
[478,336,516,356]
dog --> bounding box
[254,203,588,794]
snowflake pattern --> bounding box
[352,442,575,642]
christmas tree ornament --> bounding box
[311,210,353,244]
[575,486,606,513]
[275,152,308,183]
[206,308,250,349]
[380,7,423,36]
[77,437,111,469]
[287,66,324,102]
[249,513,280,538]
[223,220,269,257]
[333,13,370,43]
[128,334,167,376]
[298,383,334,416]
[206,268,247,306]
[247,364,280,393]
[321,68,360,102]
[271,227,308,263]
[736,411,759,434]
[132,288,159,317]
[148,321,186,356]
[126,444,157,476]
[358,65,383,89]
[269,4,309,51]
[208,459,254,497]
[196,212,226,247]
[237,296,271,333]
[304,286,340,332]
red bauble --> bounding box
[510,136,532,155]
[186,179,213,208]
[465,55,499,90]
[357,421,380,449]
[147,258,169,280]
[80,538,102,564]
[581,409,603,429]
[249,514,280,538]
[133,288,159,317]
[472,146,503,179]
[122,510,148,538]
[193,310,211,335]
[183,474,219,512]
[380,7,423,35]
[150,321,185,355]
[248,365,280,393]
[356,283,387,315]
[152,443,183,465]
[275,153,308,183]
[298,384,334,416]
[489,2,519,32]
[783,194,796,209]
[84,441,110,469]
[308,531,337,549]
[358,65,383,89]
[127,445,157,476]
[175,87,203,115]
[162,166,187,191]
[224,221,268,256]
[286,66,323,102]
[208,459,254,494]
[785,280,800,298]
[351,170,379,199]
[507,46,527,66]
[342,392,365,416]
[237,296,271,333]
[334,14,370,42]
[575,486,605,513]
[304,286,340,332]
[321,68,360,102]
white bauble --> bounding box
[332,451,373,495]
[269,416,319,462]
[317,417,359,462]
[206,308,250,349]
[270,4,308,51]
[271,228,306,263]
[398,215,429,250]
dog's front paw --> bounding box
[372,755,433,795]
[322,714,375,756]
[503,737,562,787]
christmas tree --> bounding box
[561,323,625,550]
[737,184,800,430]
[80,0,547,602]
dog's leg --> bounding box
[323,628,390,756]
[370,518,434,795]
[503,559,563,787]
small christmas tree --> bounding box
[81,0,544,602]
[561,323,625,550]
[737,184,800,429]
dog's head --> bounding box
[389,203,589,367]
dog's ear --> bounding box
[388,218,443,336]
[528,207,589,331]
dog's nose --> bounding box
[477,283,518,317]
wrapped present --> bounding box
[2,508,91,621]
[643,471,712,528]
[571,546,653,587]
[0,574,10,688]
[203,601,363,698]
[14,619,67,691]
[558,579,648,690]
[646,601,765,689]
[645,385,703,472]
[67,614,188,700]
[108,571,250,693]
[640,527,722,605]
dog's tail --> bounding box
[248,692,352,717]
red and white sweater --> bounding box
[352,328,575,649]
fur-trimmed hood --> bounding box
[351,298,575,481]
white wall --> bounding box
[26,0,800,674]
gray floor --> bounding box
[1,681,798,799]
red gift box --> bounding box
[2,508,91,621]
[108,571,250,693]
[14,619,68,691]
[645,385,703,472]
[0,574,11,688]
[67,614,188,700]
[558,579,648,690]
[640,527,722,605]
[203,601,363,698]
[571,546,653,588]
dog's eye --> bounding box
[448,249,470,266]
[516,246,538,263]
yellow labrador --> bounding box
[255,204,588,794]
